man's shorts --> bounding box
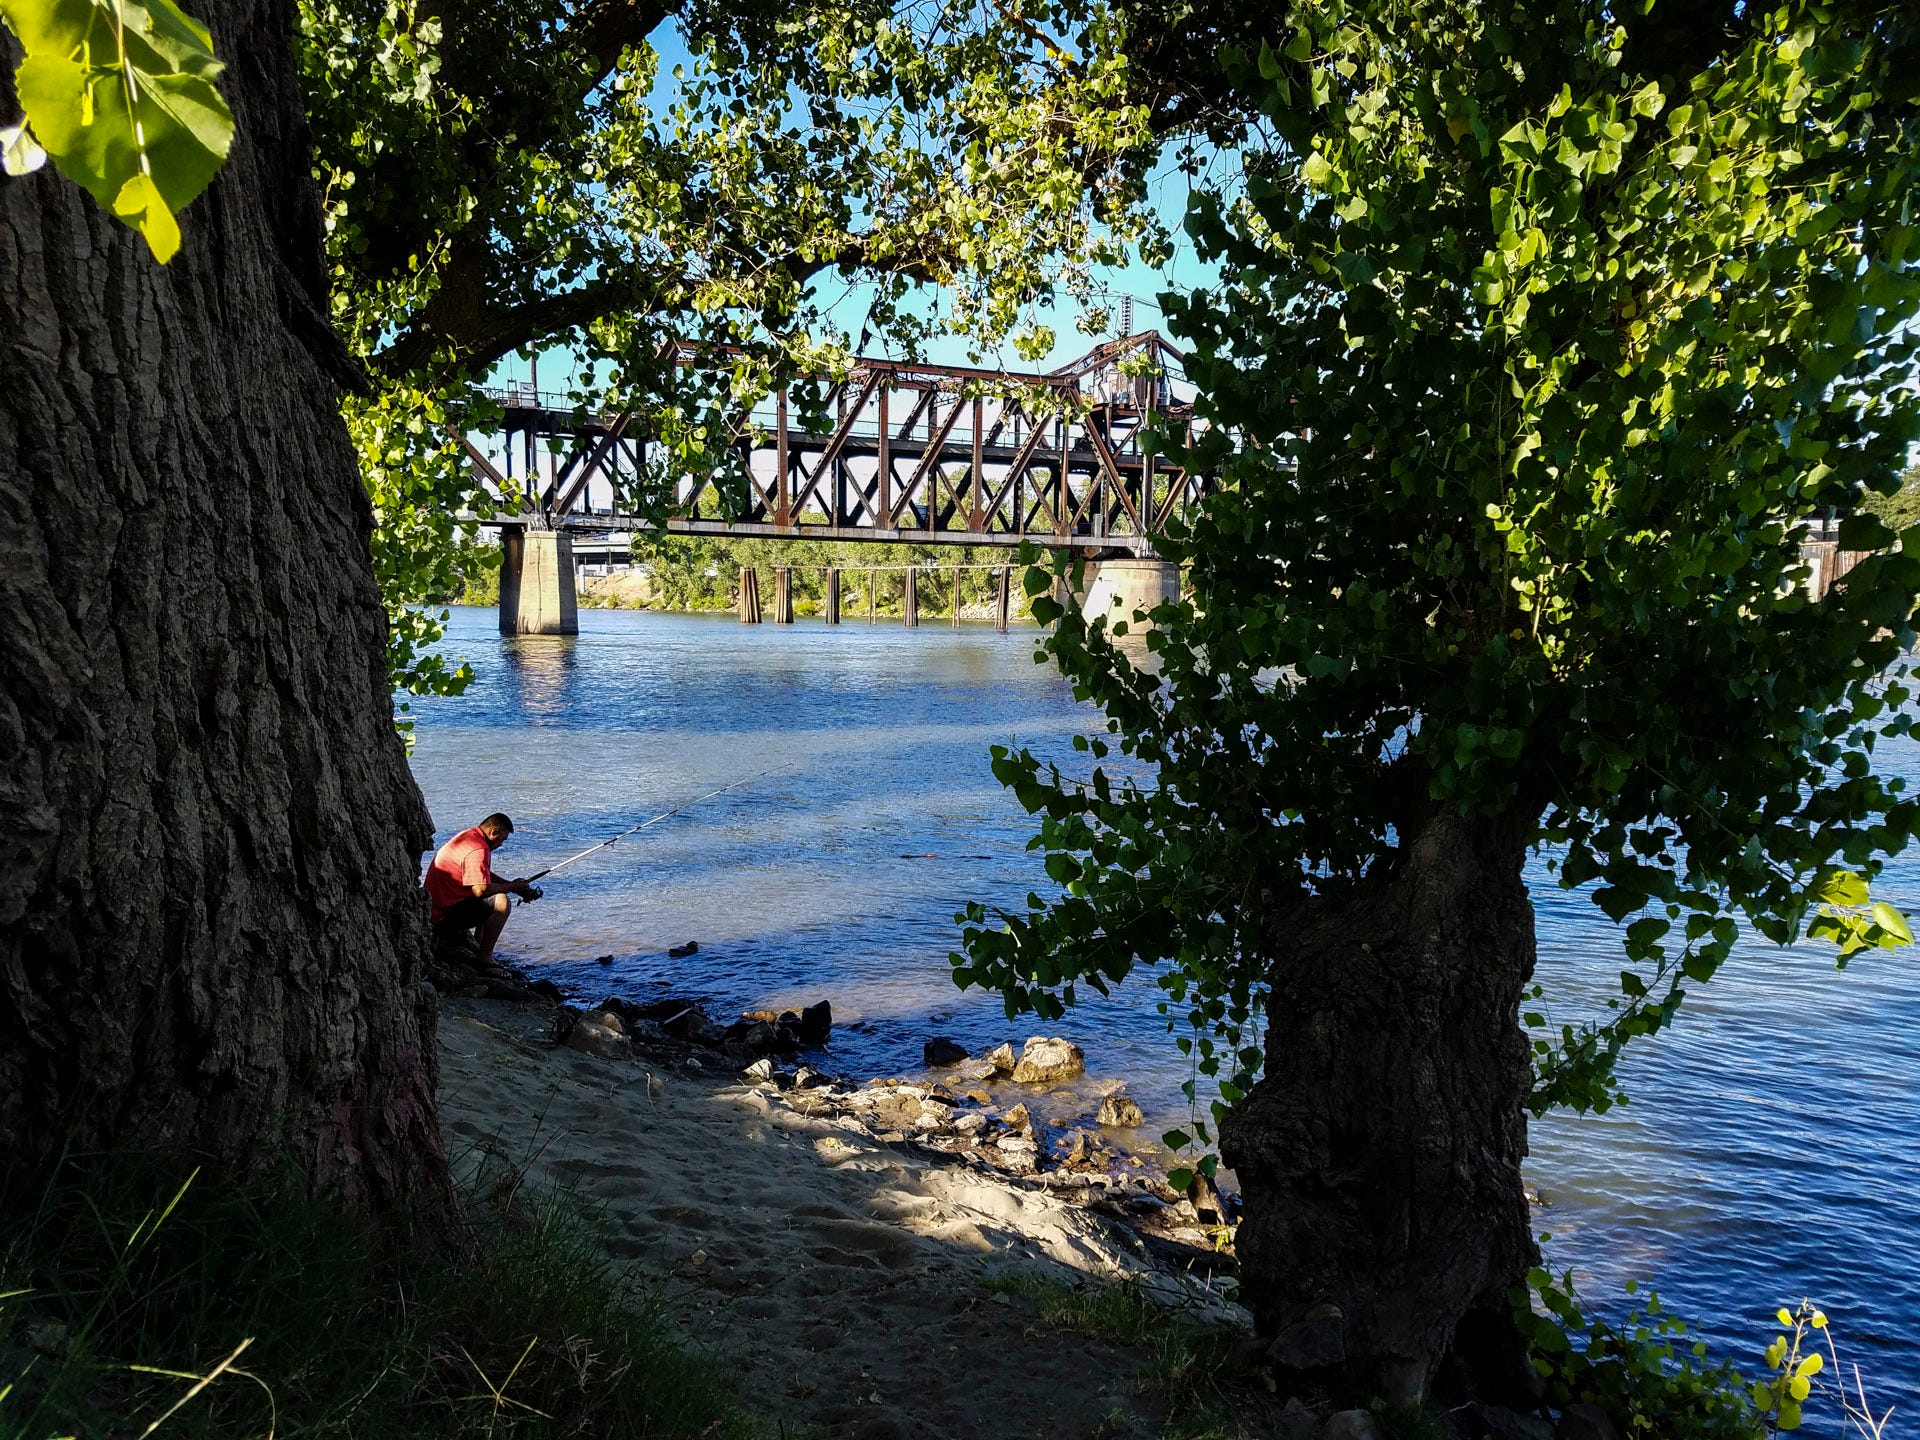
[434,896,491,932]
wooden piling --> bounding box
[951,567,961,628]
[868,568,877,622]
[903,567,918,628]
[773,565,794,624]
[824,567,841,624]
[738,566,761,623]
[995,565,1011,632]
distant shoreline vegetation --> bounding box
[457,534,1044,622]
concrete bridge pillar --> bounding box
[498,528,578,636]
[1077,557,1180,631]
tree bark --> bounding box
[0,0,445,1208]
[1221,807,1539,1403]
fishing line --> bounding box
[523,763,795,884]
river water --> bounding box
[408,605,1918,1418]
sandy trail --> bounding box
[437,999,1245,1440]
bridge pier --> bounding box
[824,567,842,624]
[498,527,578,636]
[1077,557,1180,632]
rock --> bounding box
[742,1009,784,1024]
[1010,1036,1085,1084]
[628,996,705,1022]
[1060,1130,1091,1167]
[25,1320,68,1355]
[1321,1410,1384,1440]
[994,1137,1039,1171]
[595,954,615,965]
[951,1112,988,1136]
[1000,1102,1034,1135]
[982,1041,1018,1073]
[796,1000,832,1046]
[527,978,566,1004]
[1268,1307,1345,1371]
[1095,1093,1145,1127]
[1557,1405,1621,1440]
[551,1005,582,1045]
[951,1057,998,1084]
[667,941,699,959]
[744,1057,775,1081]
[583,1007,629,1034]
[732,1020,782,1057]
[564,1017,631,1060]
[792,1066,831,1090]
[923,1037,969,1066]
[962,1087,993,1105]
[1185,1170,1231,1226]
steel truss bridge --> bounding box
[462,332,1208,555]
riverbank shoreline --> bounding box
[436,989,1259,1438]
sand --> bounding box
[436,998,1249,1439]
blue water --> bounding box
[408,606,1918,1418]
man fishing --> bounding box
[424,812,542,962]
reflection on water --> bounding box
[409,606,1919,1418]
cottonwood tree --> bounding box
[961,0,1920,1402]
[2,0,444,1200]
[0,0,1159,1195]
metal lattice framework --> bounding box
[463,332,1208,554]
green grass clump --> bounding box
[982,1273,1261,1439]
[0,1153,749,1439]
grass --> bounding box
[981,1273,1267,1439]
[0,1151,752,1439]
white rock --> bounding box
[1011,1036,1085,1084]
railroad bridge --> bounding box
[464,332,1205,635]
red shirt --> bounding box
[425,826,493,922]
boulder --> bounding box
[1000,1102,1035,1135]
[923,1037,969,1067]
[667,941,699,959]
[962,1087,993,1105]
[796,1000,833,1046]
[527,978,566,1005]
[1010,1036,1085,1084]
[1557,1405,1621,1440]
[791,1066,831,1090]
[742,1009,785,1024]
[1095,1093,1145,1128]
[951,1057,999,1084]
[982,1042,1018,1073]
[564,1017,631,1060]
[1321,1411,1384,1440]
[951,1112,988,1136]
[744,1057,776,1081]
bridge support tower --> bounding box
[1077,557,1180,631]
[498,527,578,636]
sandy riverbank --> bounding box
[436,996,1252,1439]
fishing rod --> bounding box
[523,764,794,884]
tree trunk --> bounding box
[1220,807,1539,1403]
[0,0,445,1208]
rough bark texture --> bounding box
[1221,808,1539,1403]
[0,2,444,1207]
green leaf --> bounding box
[111,171,180,261]
[1836,514,1897,551]
[1300,151,1334,189]
[2,0,232,258]
[1870,901,1912,945]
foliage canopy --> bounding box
[959,0,1920,1151]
